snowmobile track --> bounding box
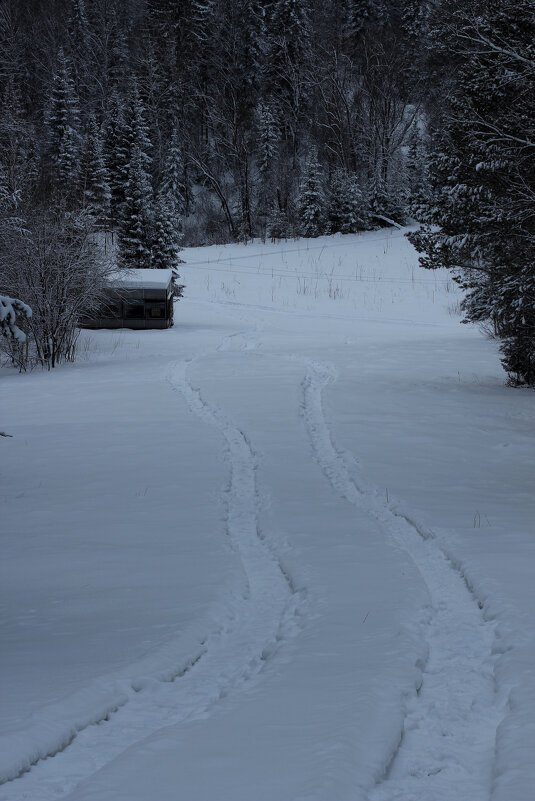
[0,343,301,801]
[300,358,506,801]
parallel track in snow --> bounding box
[300,358,505,801]
[1,341,301,801]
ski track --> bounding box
[299,358,506,801]
[1,334,301,801]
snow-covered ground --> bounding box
[1,228,534,801]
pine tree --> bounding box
[405,126,428,218]
[297,148,326,237]
[106,82,153,234]
[327,169,367,234]
[190,0,217,44]
[151,190,182,272]
[255,103,279,228]
[344,0,373,46]
[68,0,92,98]
[297,148,326,236]
[0,161,8,208]
[161,128,187,217]
[267,204,292,241]
[104,91,130,222]
[409,0,535,385]
[257,104,279,180]
[0,79,36,209]
[264,0,312,117]
[369,168,405,226]
[118,144,154,269]
[238,0,265,95]
[46,49,81,188]
[80,115,111,226]
[124,81,152,175]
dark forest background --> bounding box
[1,0,534,383]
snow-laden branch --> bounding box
[371,214,404,230]
[457,27,535,71]
[0,295,32,342]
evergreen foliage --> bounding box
[328,169,367,234]
[0,295,31,343]
[104,92,130,222]
[46,49,81,188]
[2,0,532,382]
[405,126,429,218]
[161,129,187,217]
[257,104,279,180]
[410,0,535,386]
[152,190,182,273]
[297,149,325,237]
[80,115,111,226]
[118,145,154,269]
[267,204,292,242]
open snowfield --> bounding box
[1,228,534,801]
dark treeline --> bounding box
[0,0,429,247]
[0,0,533,383]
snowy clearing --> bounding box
[1,229,534,801]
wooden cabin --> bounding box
[81,269,174,330]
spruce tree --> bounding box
[405,126,428,218]
[152,190,183,274]
[410,0,535,385]
[161,128,187,218]
[257,104,279,181]
[124,81,152,175]
[104,91,130,222]
[327,169,367,234]
[68,0,92,98]
[0,79,36,208]
[80,115,111,227]
[264,0,312,117]
[255,103,279,228]
[190,0,217,44]
[297,149,325,237]
[267,204,292,242]
[118,144,154,269]
[46,49,81,188]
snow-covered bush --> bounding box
[0,208,112,369]
[0,295,31,342]
[0,295,32,371]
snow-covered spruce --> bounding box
[300,359,506,801]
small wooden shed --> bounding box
[81,269,174,330]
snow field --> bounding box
[181,229,458,325]
[301,358,506,799]
[324,329,535,801]
[63,344,428,801]
[1,228,534,800]
[1,340,304,800]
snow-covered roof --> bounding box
[107,269,173,290]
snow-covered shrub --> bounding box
[0,208,112,369]
[0,295,31,342]
[0,295,32,371]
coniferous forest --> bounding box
[0,0,534,383]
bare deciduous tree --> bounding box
[0,209,112,369]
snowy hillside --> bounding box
[1,229,534,801]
